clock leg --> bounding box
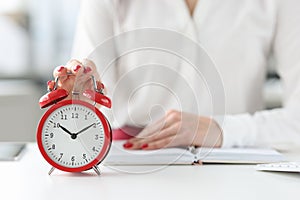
[93,166,101,176]
[48,167,55,175]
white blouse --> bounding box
[72,0,300,150]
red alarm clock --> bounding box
[37,75,112,175]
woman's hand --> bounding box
[48,59,101,100]
[123,110,223,150]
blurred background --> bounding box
[0,0,282,142]
[0,0,80,141]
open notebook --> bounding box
[104,141,285,165]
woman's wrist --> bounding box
[195,117,223,148]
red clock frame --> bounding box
[37,100,112,173]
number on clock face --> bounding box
[41,104,106,168]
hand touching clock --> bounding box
[48,59,102,101]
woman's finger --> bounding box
[53,66,68,83]
[126,123,179,149]
[147,122,180,142]
[82,59,99,78]
[49,59,102,102]
[134,115,173,140]
[129,110,182,143]
[143,130,192,150]
[70,64,84,75]
[128,122,178,144]
[65,59,82,71]
[141,135,176,150]
[65,60,93,93]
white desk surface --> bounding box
[1,143,300,200]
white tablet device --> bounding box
[0,143,26,161]
[256,162,300,173]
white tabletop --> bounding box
[0,144,300,200]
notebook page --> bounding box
[196,147,286,164]
[104,141,194,165]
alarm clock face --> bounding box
[37,100,111,172]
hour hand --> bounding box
[58,124,73,136]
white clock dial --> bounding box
[41,104,106,168]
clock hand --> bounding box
[75,123,95,136]
[58,124,73,136]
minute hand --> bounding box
[75,123,95,135]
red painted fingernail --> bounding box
[47,80,53,86]
[123,142,133,148]
[97,81,104,90]
[84,67,92,73]
[58,66,65,72]
[73,65,81,72]
[141,144,148,149]
[47,81,54,91]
